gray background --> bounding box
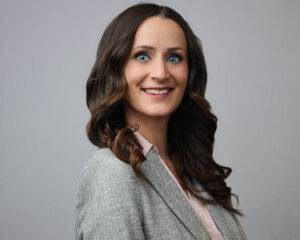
[1,0,299,239]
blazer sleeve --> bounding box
[75,153,145,240]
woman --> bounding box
[75,3,246,240]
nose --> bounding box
[150,57,170,80]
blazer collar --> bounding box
[140,146,212,239]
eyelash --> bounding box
[133,51,183,63]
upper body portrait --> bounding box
[75,3,247,240]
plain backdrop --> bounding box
[1,0,299,239]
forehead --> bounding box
[132,16,187,50]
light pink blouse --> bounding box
[133,131,224,240]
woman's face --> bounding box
[122,16,188,123]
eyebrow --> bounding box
[133,45,185,52]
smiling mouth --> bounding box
[142,88,174,95]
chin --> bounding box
[143,108,175,118]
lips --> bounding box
[142,87,174,90]
[142,88,174,94]
[142,88,173,99]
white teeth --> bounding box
[144,89,171,95]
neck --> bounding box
[125,111,169,158]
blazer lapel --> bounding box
[140,147,211,240]
[194,181,228,238]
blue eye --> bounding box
[134,52,183,63]
[135,53,149,62]
[168,55,181,63]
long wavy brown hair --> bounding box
[86,3,243,216]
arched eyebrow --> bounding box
[133,45,185,52]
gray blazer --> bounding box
[75,147,247,240]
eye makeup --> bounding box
[133,51,184,63]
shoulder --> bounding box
[76,148,141,205]
[81,147,138,180]
[80,148,132,177]
[75,148,145,239]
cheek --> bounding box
[174,66,188,88]
[123,62,146,85]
